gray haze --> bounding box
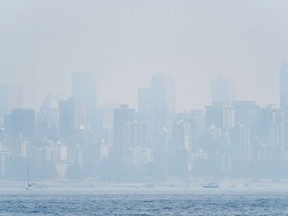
[1,0,287,111]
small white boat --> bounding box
[26,183,32,190]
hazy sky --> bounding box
[1,0,288,111]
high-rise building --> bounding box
[279,61,288,153]
[280,61,288,112]
[170,119,192,153]
[59,98,75,143]
[94,105,115,143]
[211,78,234,106]
[0,85,22,126]
[113,105,135,153]
[138,74,175,153]
[37,94,59,140]
[151,74,176,132]
[0,150,10,177]
[137,88,151,122]
[206,104,234,128]
[233,101,259,126]
[8,108,36,139]
[126,121,148,149]
[231,125,253,171]
[71,73,97,131]
[258,105,285,151]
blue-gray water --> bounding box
[0,190,287,215]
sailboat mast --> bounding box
[27,157,30,187]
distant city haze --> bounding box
[1,0,287,111]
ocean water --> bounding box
[0,189,287,215]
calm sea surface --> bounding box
[0,188,288,215]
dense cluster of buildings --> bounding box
[1,64,288,181]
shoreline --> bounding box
[1,178,288,194]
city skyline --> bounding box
[0,0,288,182]
[2,1,288,215]
[0,71,287,181]
[1,0,288,111]
[0,68,284,113]
[0,64,283,112]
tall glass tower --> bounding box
[71,73,97,132]
[280,61,288,112]
[211,78,234,106]
[138,74,175,153]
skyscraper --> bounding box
[9,108,36,139]
[138,74,175,153]
[113,105,150,166]
[258,105,285,151]
[280,61,288,112]
[233,101,259,126]
[0,85,22,126]
[113,104,135,153]
[206,104,235,128]
[279,61,288,152]
[211,78,234,106]
[71,73,97,132]
[37,95,59,141]
[59,98,75,143]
